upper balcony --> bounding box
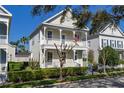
[40,25,88,50]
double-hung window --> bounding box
[47,31,52,40]
[75,52,78,61]
[117,41,123,49]
[102,39,108,48]
[47,52,52,62]
[110,40,116,48]
[62,35,65,44]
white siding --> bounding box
[8,45,15,61]
[88,38,99,63]
[30,32,40,62]
[101,25,123,37]
[99,35,124,50]
[47,11,76,28]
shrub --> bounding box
[8,62,24,71]
[118,60,124,65]
[42,68,60,78]
[99,46,119,67]
[8,71,34,82]
[8,67,88,82]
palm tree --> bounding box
[20,36,29,45]
[10,40,20,53]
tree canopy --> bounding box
[99,46,119,67]
[31,5,124,34]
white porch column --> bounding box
[73,31,75,40]
[59,29,62,44]
[73,50,75,62]
[40,49,43,68]
[5,48,8,79]
[85,49,88,67]
[81,50,84,67]
[43,26,46,44]
[5,22,8,44]
[43,48,46,68]
[85,32,88,48]
[40,29,43,45]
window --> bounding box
[117,41,123,48]
[110,40,116,48]
[47,31,52,39]
[47,52,52,62]
[83,58,87,62]
[75,52,78,61]
[102,39,108,48]
[62,35,65,44]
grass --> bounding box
[0,79,58,88]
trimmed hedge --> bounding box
[8,62,40,71]
[8,67,88,83]
[98,67,124,73]
[8,62,24,71]
[3,71,124,88]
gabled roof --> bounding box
[30,8,89,39]
[99,23,124,36]
[87,23,124,40]
[0,6,12,17]
[43,10,64,23]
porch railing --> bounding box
[0,35,7,44]
[45,38,86,47]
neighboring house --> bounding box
[0,6,12,74]
[30,9,89,68]
[87,23,124,63]
[8,44,30,62]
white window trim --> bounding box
[47,31,53,40]
[47,52,52,63]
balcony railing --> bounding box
[44,38,86,47]
[0,35,7,44]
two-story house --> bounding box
[0,6,12,75]
[88,23,124,63]
[30,10,89,68]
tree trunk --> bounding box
[103,61,106,74]
[59,66,63,81]
[59,61,63,81]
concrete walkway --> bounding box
[37,76,124,88]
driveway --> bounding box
[37,76,124,88]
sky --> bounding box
[3,5,124,42]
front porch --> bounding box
[40,49,88,68]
